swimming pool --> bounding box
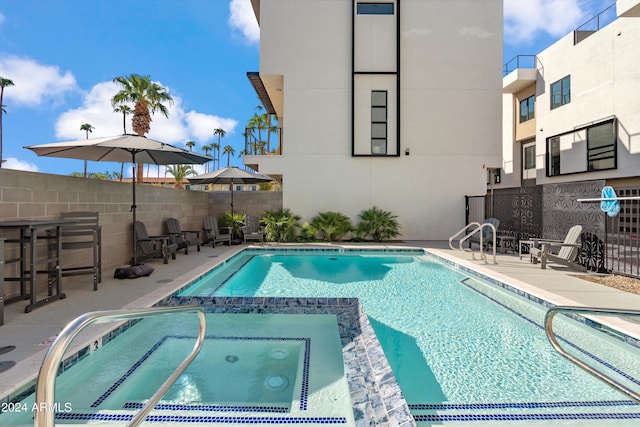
[177,249,640,425]
[3,248,640,426]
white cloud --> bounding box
[184,111,238,143]
[0,12,6,25]
[0,55,78,107]
[504,0,588,45]
[53,80,238,151]
[3,157,39,172]
[229,0,259,44]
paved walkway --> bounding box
[2,241,640,398]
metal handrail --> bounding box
[544,305,640,403]
[449,222,497,264]
[34,304,206,427]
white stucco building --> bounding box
[245,0,503,240]
[501,0,640,191]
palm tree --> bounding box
[0,76,15,168]
[113,104,132,134]
[213,128,226,170]
[80,123,95,178]
[185,140,195,152]
[111,74,173,182]
[113,104,132,181]
[202,144,212,173]
[248,110,267,154]
[210,142,220,170]
[165,164,196,188]
[223,144,236,167]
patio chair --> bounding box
[242,216,265,244]
[202,216,232,248]
[530,225,586,271]
[59,211,102,290]
[468,218,500,250]
[134,221,177,264]
[165,218,202,255]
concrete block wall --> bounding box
[0,169,210,298]
[208,191,283,220]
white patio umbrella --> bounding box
[25,134,212,265]
[187,166,272,218]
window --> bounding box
[371,90,387,154]
[524,144,536,170]
[550,76,570,109]
[546,118,616,176]
[357,2,394,14]
[519,95,535,123]
[548,137,561,176]
[587,120,616,171]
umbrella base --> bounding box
[114,264,155,280]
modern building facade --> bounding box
[501,0,640,192]
[498,0,640,274]
[246,0,503,240]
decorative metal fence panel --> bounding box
[490,186,543,242]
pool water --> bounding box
[0,313,355,426]
[179,251,640,424]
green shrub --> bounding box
[219,212,246,239]
[261,208,301,242]
[356,206,400,242]
[298,222,318,242]
[311,211,353,242]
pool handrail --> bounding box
[34,304,206,427]
[544,305,640,403]
[448,222,497,264]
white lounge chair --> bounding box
[530,225,586,271]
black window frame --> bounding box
[546,118,617,177]
[371,90,388,155]
[519,95,535,123]
[550,75,571,110]
[357,2,394,14]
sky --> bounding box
[0,0,614,178]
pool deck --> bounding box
[2,240,640,400]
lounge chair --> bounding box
[242,216,265,244]
[134,221,177,264]
[165,218,202,255]
[530,225,586,271]
[202,216,232,247]
[468,218,500,250]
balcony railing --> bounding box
[574,3,616,45]
[245,127,283,156]
[503,55,537,76]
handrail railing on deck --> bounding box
[34,304,206,427]
[449,222,497,264]
[544,305,640,403]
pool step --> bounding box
[410,400,640,426]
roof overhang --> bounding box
[247,72,283,117]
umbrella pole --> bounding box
[131,153,138,265]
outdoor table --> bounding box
[0,219,74,316]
